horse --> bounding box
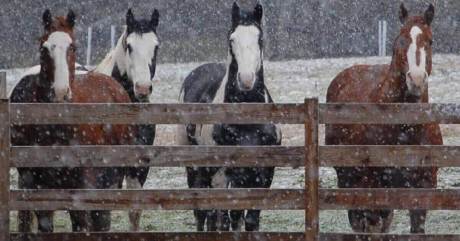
[177,2,281,232]
[93,8,159,231]
[11,9,135,232]
[325,3,442,233]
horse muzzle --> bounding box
[134,83,153,100]
[54,88,72,102]
[237,72,256,91]
[406,71,428,98]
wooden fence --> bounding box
[1,71,460,241]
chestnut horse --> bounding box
[326,4,441,233]
[11,10,134,232]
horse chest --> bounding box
[361,124,423,145]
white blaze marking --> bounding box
[230,25,261,90]
[126,32,159,92]
[407,26,428,88]
[43,32,73,101]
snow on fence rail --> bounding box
[2,72,460,241]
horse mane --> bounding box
[94,27,127,75]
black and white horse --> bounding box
[177,2,281,232]
[94,8,159,231]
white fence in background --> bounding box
[85,25,118,67]
[378,20,387,57]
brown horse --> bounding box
[325,4,442,233]
[11,10,134,232]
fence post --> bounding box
[0,72,10,240]
[305,98,319,241]
[86,26,93,67]
[110,25,116,50]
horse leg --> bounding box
[407,167,435,233]
[18,211,34,232]
[245,210,261,231]
[216,210,230,231]
[205,210,229,231]
[230,210,244,231]
[69,211,90,232]
[187,167,210,231]
[193,210,207,231]
[409,210,426,233]
[84,167,122,231]
[18,168,35,232]
[241,167,274,232]
[90,210,111,231]
[206,210,218,231]
[126,168,148,231]
[35,211,54,233]
[337,167,395,233]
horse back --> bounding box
[326,64,390,103]
[73,72,131,103]
[182,63,226,103]
[73,72,134,145]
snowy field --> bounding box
[4,54,460,233]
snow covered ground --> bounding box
[4,54,460,233]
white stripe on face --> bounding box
[43,31,72,102]
[230,25,261,91]
[126,32,159,98]
[406,26,428,95]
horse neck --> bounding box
[36,59,56,102]
[111,63,138,102]
[97,30,140,103]
[95,30,128,75]
[224,60,266,103]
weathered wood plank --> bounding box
[10,103,306,125]
[10,233,460,241]
[0,72,6,100]
[321,233,460,241]
[320,103,460,124]
[321,188,460,210]
[0,72,10,241]
[11,232,304,241]
[320,145,460,167]
[10,189,304,211]
[12,145,460,168]
[12,188,460,211]
[11,145,303,168]
[305,99,319,241]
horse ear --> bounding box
[424,4,435,26]
[126,8,136,33]
[232,2,240,27]
[254,2,263,24]
[42,9,52,30]
[151,9,160,30]
[66,10,76,28]
[399,3,409,24]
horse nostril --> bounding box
[135,83,152,98]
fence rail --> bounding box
[11,146,304,168]
[2,72,460,241]
[10,103,306,124]
[10,232,460,241]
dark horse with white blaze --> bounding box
[94,8,159,231]
[177,2,281,231]
[11,10,135,232]
[326,4,442,233]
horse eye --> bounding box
[69,45,76,52]
[429,40,433,46]
[126,44,133,53]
